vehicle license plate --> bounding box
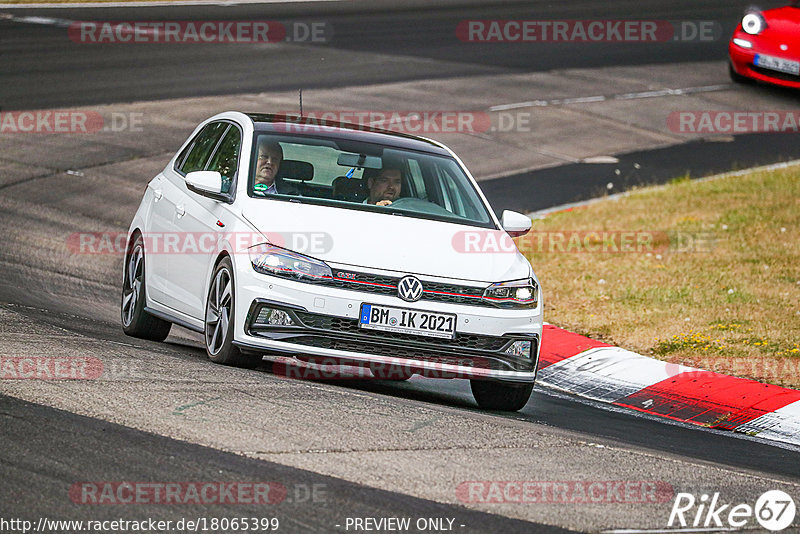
[755,54,800,75]
[359,304,456,339]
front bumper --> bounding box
[729,36,800,89]
[233,267,542,383]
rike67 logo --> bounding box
[668,490,796,531]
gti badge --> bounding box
[397,276,424,302]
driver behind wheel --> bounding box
[364,158,404,206]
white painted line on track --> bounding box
[0,13,71,25]
[615,85,730,100]
[583,155,620,164]
[489,84,731,112]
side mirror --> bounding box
[501,210,532,238]
[185,171,225,200]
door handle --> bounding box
[176,204,185,217]
[153,189,163,201]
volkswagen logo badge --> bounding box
[397,276,424,302]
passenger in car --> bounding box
[364,159,404,206]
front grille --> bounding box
[329,270,487,306]
[287,336,528,371]
[751,65,800,82]
[293,311,511,351]
[247,302,538,372]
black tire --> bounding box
[204,257,261,369]
[729,63,752,84]
[470,380,534,411]
[121,234,172,341]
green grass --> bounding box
[520,165,800,388]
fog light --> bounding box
[515,287,533,301]
[255,307,295,326]
[732,38,753,49]
[505,340,532,359]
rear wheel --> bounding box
[121,234,171,341]
[204,257,261,369]
[470,380,534,411]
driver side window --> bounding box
[205,126,241,194]
[177,122,228,175]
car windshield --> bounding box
[249,133,495,228]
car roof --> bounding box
[246,113,453,156]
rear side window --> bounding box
[177,122,228,175]
[206,126,242,194]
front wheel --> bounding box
[205,257,261,369]
[729,63,752,84]
[470,380,534,411]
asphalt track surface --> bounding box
[0,0,791,109]
[2,0,799,215]
[483,131,800,213]
[1,1,800,532]
[1,395,570,533]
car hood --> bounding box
[763,6,800,40]
[765,5,800,24]
[241,201,532,283]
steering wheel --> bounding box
[385,197,416,207]
[386,197,456,217]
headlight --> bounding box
[482,278,538,308]
[742,12,766,35]
[248,244,332,283]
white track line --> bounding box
[489,84,730,112]
[0,13,72,25]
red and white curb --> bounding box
[538,325,800,447]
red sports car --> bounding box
[729,1,800,89]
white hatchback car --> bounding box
[122,112,543,411]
